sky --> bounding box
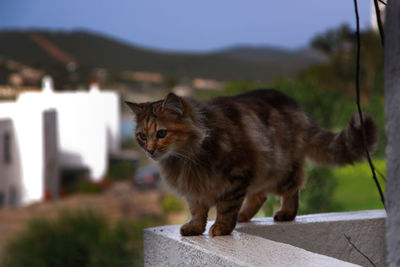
[0,0,373,52]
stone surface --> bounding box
[236,210,386,266]
[144,210,386,267]
[144,227,358,267]
[384,1,400,266]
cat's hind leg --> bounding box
[273,161,304,222]
[238,191,267,222]
[273,190,299,221]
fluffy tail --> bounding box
[306,114,378,166]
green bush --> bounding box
[73,181,104,194]
[332,159,386,211]
[261,195,281,217]
[299,165,339,214]
[161,194,185,213]
[107,161,136,181]
[2,211,137,267]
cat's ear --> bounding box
[125,101,143,115]
[162,93,183,116]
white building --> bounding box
[0,78,120,207]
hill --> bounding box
[0,29,324,83]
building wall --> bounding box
[384,1,400,266]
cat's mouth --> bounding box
[146,150,166,161]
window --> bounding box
[3,132,11,164]
[0,192,4,208]
[8,187,17,207]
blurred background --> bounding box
[0,0,386,266]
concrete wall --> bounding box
[384,1,400,266]
[144,211,386,267]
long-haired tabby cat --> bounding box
[126,89,377,236]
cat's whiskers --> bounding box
[170,150,202,169]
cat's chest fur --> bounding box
[158,130,275,204]
[159,154,223,202]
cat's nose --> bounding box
[148,149,155,155]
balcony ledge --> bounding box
[144,210,386,266]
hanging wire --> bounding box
[353,0,386,208]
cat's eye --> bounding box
[156,129,167,139]
[138,132,147,141]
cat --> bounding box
[125,89,377,236]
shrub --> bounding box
[299,165,339,214]
[161,194,185,213]
[107,161,136,182]
[72,181,104,194]
[2,211,137,267]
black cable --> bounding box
[353,0,386,208]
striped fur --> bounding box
[126,89,378,236]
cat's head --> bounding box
[126,93,205,161]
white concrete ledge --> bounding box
[236,210,386,266]
[144,210,386,266]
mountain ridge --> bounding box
[0,29,324,82]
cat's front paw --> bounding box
[209,223,234,237]
[180,222,205,236]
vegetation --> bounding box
[2,211,163,267]
[3,211,132,267]
[332,159,386,211]
[106,161,136,182]
[72,180,105,194]
[161,194,186,213]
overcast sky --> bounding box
[0,0,373,52]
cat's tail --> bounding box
[305,114,378,166]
